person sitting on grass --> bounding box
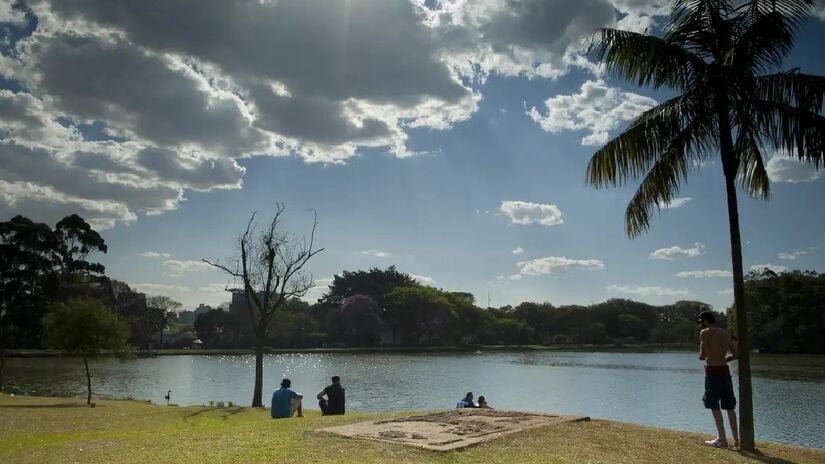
[316,375,345,415]
[456,392,475,408]
[271,378,303,419]
[477,395,493,409]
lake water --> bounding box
[5,351,825,449]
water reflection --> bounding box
[5,351,825,449]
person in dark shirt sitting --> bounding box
[317,375,345,415]
[456,392,475,408]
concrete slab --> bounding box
[319,409,589,451]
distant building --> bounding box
[195,304,212,316]
[178,310,196,325]
[179,304,215,325]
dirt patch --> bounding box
[319,409,589,451]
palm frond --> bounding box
[588,28,704,90]
[666,0,733,58]
[726,11,797,73]
[755,71,825,114]
[587,97,688,188]
[750,99,825,166]
[624,117,712,237]
[749,0,815,27]
[734,125,771,198]
[587,91,714,188]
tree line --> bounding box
[0,214,181,401]
[192,266,825,355]
[192,266,723,350]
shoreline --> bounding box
[5,343,702,357]
[8,344,825,361]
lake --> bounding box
[5,351,825,449]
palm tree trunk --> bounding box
[0,344,6,392]
[718,94,755,450]
[251,336,264,407]
[722,171,755,451]
[83,355,92,405]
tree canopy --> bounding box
[43,299,131,404]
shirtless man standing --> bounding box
[698,311,739,449]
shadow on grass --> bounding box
[739,449,799,464]
[185,407,245,419]
[0,403,90,409]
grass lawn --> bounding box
[1,394,823,464]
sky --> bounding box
[1,0,824,310]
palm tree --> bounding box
[585,0,824,451]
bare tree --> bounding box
[203,204,323,407]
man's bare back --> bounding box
[698,312,739,449]
[700,326,737,366]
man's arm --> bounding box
[316,390,326,401]
[699,329,708,361]
[727,334,738,361]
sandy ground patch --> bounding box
[319,409,589,451]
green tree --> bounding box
[488,318,534,345]
[268,300,320,348]
[585,0,824,450]
[319,266,418,308]
[328,294,383,346]
[618,313,651,341]
[735,270,825,353]
[42,299,130,405]
[0,216,60,390]
[385,286,456,345]
[54,214,107,280]
[194,308,231,348]
[146,295,182,349]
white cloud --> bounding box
[141,251,171,259]
[198,283,232,294]
[410,274,437,286]
[0,0,700,229]
[750,264,788,274]
[658,197,692,209]
[314,277,334,287]
[607,285,690,298]
[517,256,605,276]
[163,259,212,274]
[766,151,824,183]
[815,1,825,20]
[0,1,26,25]
[0,179,136,230]
[778,250,809,260]
[301,277,334,303]
[360,250,392,258]
[131,283,189,294]
[717,288,733,295]
[650,242,705,260]
[427,0,618,80]
[512,247,525,255]
[675,270,732,278]
[0,0,487,226]
[500,201,564,227]
[529,79,656,146]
